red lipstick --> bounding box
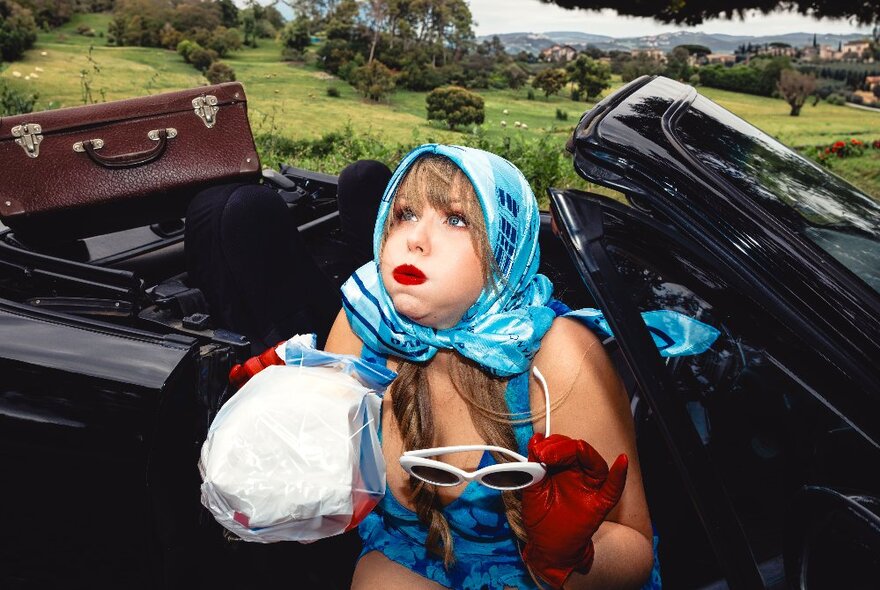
[392,264,426,285]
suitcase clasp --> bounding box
[12,123,43,158]
[192,95,219,128]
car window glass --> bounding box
[673,95,880,294]
[602,225,872,583]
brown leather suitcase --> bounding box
[0,82,261,241]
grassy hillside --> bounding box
[2,12,878,199]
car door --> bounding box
[0,298,216,589]
[548,188,880,590]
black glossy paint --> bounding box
[571,76,880,445]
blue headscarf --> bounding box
[340,144,556,377]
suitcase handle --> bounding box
[80,128,174,169]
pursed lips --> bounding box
[392,264,427,285]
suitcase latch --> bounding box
[12,123,43,158]
[192,95,219,128]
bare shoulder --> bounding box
[532,316,608,386]
[324,309,364,355]
[531,316,630,439]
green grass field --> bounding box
[3,12,879,198]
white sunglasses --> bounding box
[399,366,551,491]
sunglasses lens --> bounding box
[410,465,461,485]
[481,470,533,489]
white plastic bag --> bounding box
[199,335,395,543]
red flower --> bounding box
[824,147,831,154]
[833,141,846,149]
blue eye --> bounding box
[398,208,418,222]
[447,214,468,228]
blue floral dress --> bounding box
[357,353,663,589]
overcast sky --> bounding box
[467,1,875,37]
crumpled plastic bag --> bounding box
[199,334,396,542]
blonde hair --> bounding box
[383,155,579,566]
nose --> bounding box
[406,217,430,255]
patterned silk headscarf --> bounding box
[340,144,556,377]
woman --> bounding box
[325,144,657,589]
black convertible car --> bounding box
[2,76,879,589]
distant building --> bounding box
[705,53,736,65]
[843,40,872,59]
[632,48,666,63]
[802,44,843,61]
[539,44,577,63]
[758,44,797,58]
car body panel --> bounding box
[571,76,880,447]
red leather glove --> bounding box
[521,433,628,589]
[228,342,286,390]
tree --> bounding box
[664,46,692,81]
[351,59,396,102]
[540,1,878,26]
[426,86,485,129]
[777,69,816,116]
[18,0,75,28]
[0,0,37,62]
[363,0,387,64]
[675,44,711,57]
[621,53,665,82]
[216,0,239,29]
[565,54,611,100]
[503,63,528,90]
[280,15,311,54]
[532,67,567,98]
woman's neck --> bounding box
[426,349,456,375]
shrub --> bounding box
[281,46,304,62]
[188,47,217,72]
[527,88,535,100]
[426,86,485,129]
[399,60,446,91]
[570,89,581,102]
[326,86,341,98]
[826,93,846,106]
[555,108,568,121]
[317,37,356,76]
[76,25,95,37]
[205,61,235,84]
[160,23,184,49]
[0,0,38,61]
[350,60,396,102]
[206,26,242,57]
[0,80,38,115]
[252,124,581,209]
[503,63,528,90]
[814,138,869,166]
[177,39,199,62]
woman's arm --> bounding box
[532,317,654,589]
